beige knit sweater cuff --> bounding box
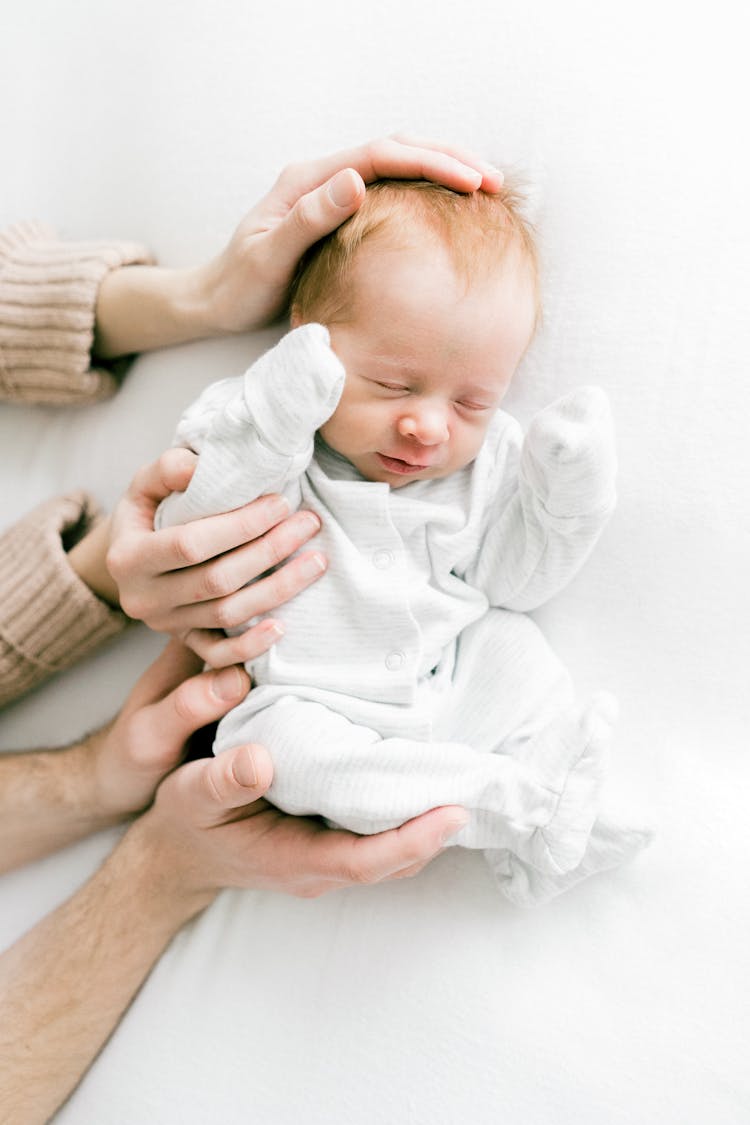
[0,493,129,708]
[0,221,152,405]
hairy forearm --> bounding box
[0,742,119,874]
[0,824,212,1123]
[93,263,220,359]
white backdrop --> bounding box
[1,1,749,1122]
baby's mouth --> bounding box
[375,452,431,474]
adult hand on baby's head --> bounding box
[134,740,469,910]
[106,447,326,667]
[195,135,504,335]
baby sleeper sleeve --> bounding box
[465,386,617,611]
[155,324,345,528]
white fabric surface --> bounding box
[1,1,748,1122]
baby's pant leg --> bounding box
[226,696,590,851]
[434,609,577,754]
[435,610,618,879]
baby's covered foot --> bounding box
[486,813,654,907]
[511,692,617,875]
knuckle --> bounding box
[234,503,271,544]
[213,597,244,632]
[105,540,131,581]
[269,564,302,604]
[347,859,380,886]
[197,562,234,601]
[289,196,314,236]
[277,160,301,184]
[201,763,225,805]
[228,629,261,663]
[171,681,205,727]
[172,528,204,567]
[118,591,149,620]
[257,529,295,572]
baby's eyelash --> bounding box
[457,401,491,412]
[376,381,409,392]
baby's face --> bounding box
[317,236,536,487]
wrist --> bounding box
[67,516,121,608]
[94,264,226,358]
[123,810,219,923]
[186,251,246,338]
[0,741,125,874]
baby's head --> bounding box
[290,179,539,487]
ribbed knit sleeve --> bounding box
[0,221,152,405]
[0,493,129,708]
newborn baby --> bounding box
[157,180,650,905]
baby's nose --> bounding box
[397,404,449,445]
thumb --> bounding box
[273,168,366,262]
[127,664,251,776]
[179,743,275,827]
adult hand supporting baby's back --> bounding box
[102,447,327,667]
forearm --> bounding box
[0,740,121,874]
[93,262,222,359]
[0,823,212,1123]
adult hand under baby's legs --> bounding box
[131,743,468,910]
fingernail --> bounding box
[440,813,469,844]
[299,511,321,534]
[261,620,285,641]
[269,495,291,521]
[212,666,246,701]
[483,164,504,187]
[232,747,258,788]
[328,168,361,209]
[300,552,326,577]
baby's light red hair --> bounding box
[290,177,539,326]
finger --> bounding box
[385,859,431,880]
[182,619,283,669]
[107,450,202,583]
[119,638,204,716]
[269,169,367,266]
[170,549,327,633]
[126,448,199,518]
[142,493,298,575]
[176,744,275,826]
[140,665,252,756]
[173,508,321,606]
[277,138,492,201]
[343,137,484,192]
[388,133,504,191]
[316,806,469,885]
